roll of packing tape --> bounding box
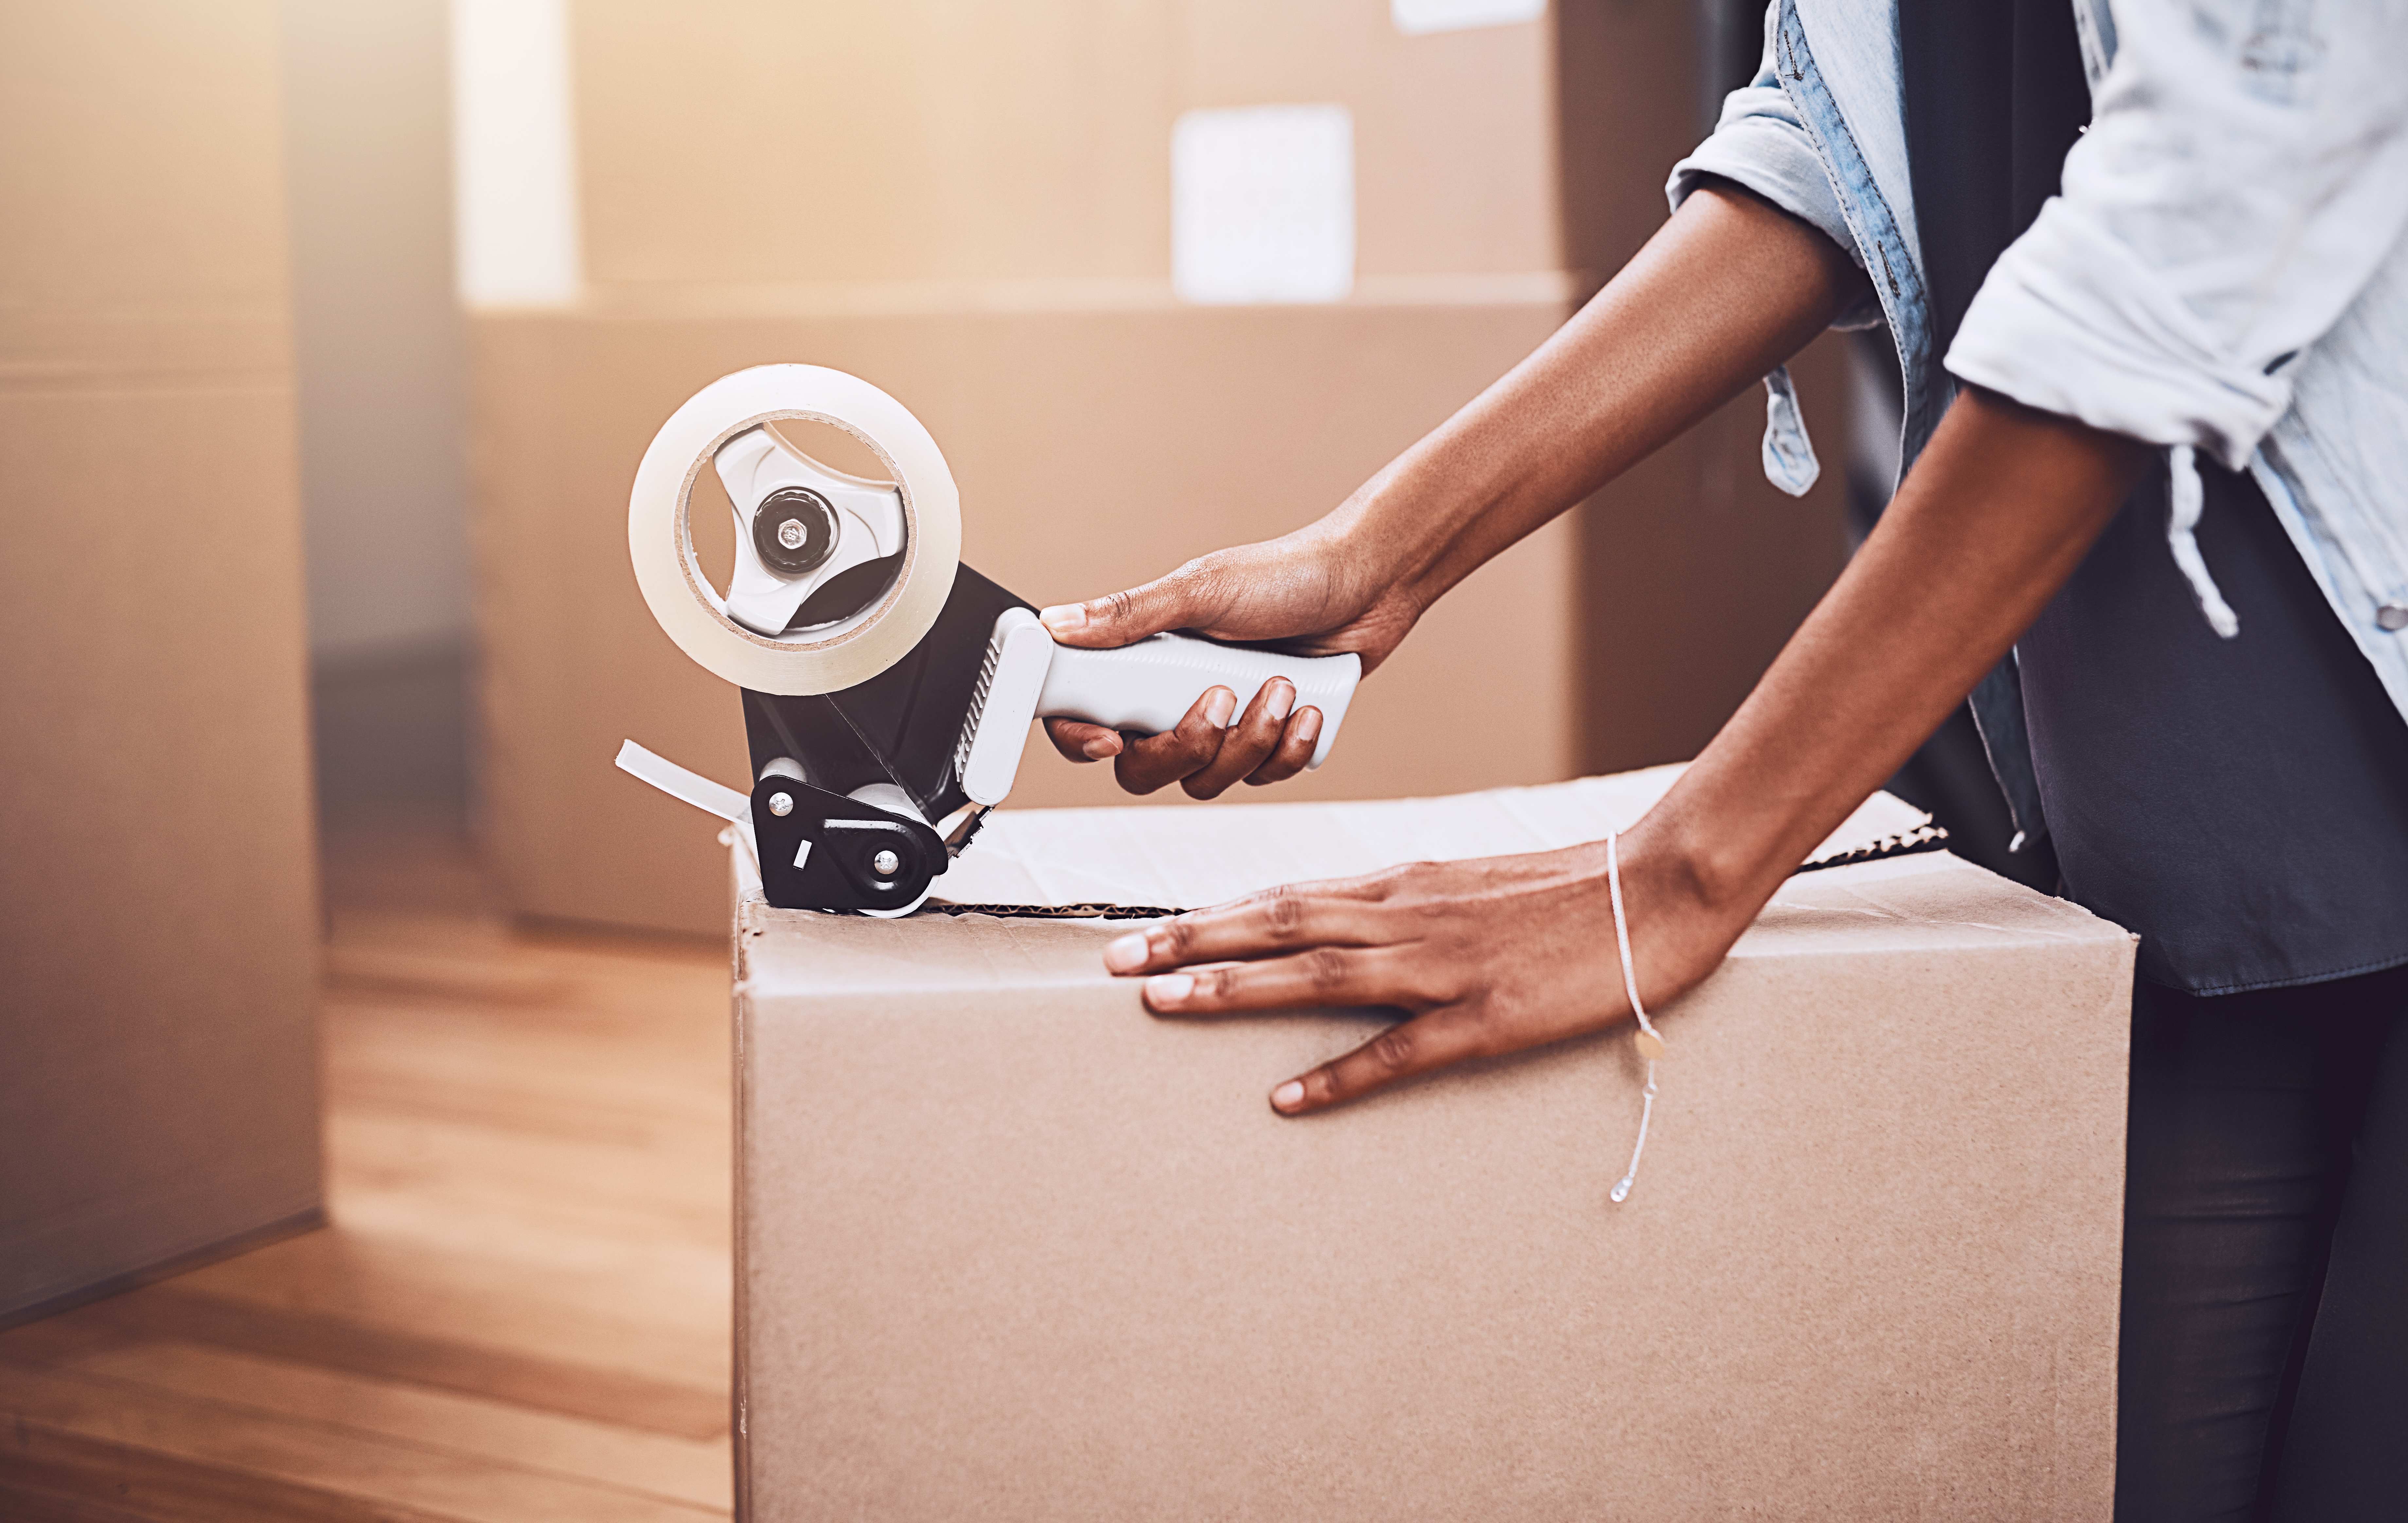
[628,365,962,695]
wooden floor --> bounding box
[0,824,735,1521]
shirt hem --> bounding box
[2144,944,2408,999]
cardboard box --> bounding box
[569,0,1564,293]
[730,768,2135,1519]
[0,1,323,1322]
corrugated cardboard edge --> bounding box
[730,845,756,1523]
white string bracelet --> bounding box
[1605,829,1667,1203]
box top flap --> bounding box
[927,764,1924,911]
[737,768,2129,997]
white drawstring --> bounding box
[1760,365,1821,498]
[1605,830,1665,1203]
[2167,445,2240,639]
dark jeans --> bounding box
[2117,962,2408,1521]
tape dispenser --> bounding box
[617,365,1363,915]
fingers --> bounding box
[1054,682,1322,796]
[1270,1011,1490,1115]
[1112,686,1236,795]
[1038,560,1227,650]
[1245,705,1320,787]
[1180,679,1296,799]
[1044,718,1122,764]
[1127,938,1483,1107]
[1102,883,1386,972]
[1137,945,1425,1018]
[1138,950,1488,1113]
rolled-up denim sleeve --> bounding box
[1667,18,1881,330]
[1946,0,2408,468]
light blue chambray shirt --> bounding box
[1667,0,2408,847]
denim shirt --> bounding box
[1668,0,2408,848]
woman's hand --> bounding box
[1099,821,1753,1113]
[1038,519,1424,797]
[1038,184,1864,801]
[1093,389,2152,1116]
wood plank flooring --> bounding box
[0,825,735,1520]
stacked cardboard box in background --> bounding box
[474,0,1852,935]
[0,2,323,1322]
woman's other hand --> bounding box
[1098,822,1749,1113]
[1038,522,1420,798]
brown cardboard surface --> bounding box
[732,776,2134,1519]
[571,0,1557,292]
[0,2,323,1320]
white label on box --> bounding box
[1172,105,1354,306]
[1392,0,1547,36]
[451,0,583,308]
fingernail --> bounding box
[1039,604,1086,636]
[1146,973,1194,1006]
[1204,688,1237,728]
[1103,931,1150,972]
[1264,680,1294,723]
[1081,733,1120,760]
[1271,1080,1306,1112]
[1295,707,1322,742]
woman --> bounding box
[1036,1,2408,1517]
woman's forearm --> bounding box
[1341,183,1863,608]
[1641,388,2151,930]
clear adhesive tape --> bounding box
[627,365,962,695]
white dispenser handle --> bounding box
[1036,633,1361,770]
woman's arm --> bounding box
[1107,388,2151,1113]
[1039,183,1864,796]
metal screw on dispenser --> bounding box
[2378,603,2408,633]
[751,486,838,577]
[769,792,794,817]
[871,849,902,877]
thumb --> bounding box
[1037,563,1223,649]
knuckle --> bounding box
[1364,1024,1418,1075]
[1203,965,1241,1003]
[1157,918,1197,960]
[1168,558,1238,624]
[1101,589,1136,628]
[1303,946,1351,992]
[1261,887,1306,938]
[1113,753,1170,796]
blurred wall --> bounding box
[0,1,324,1322]
[471,0,1850,935]
[278,0,476,832]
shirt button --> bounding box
[2380,604,2408,632]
